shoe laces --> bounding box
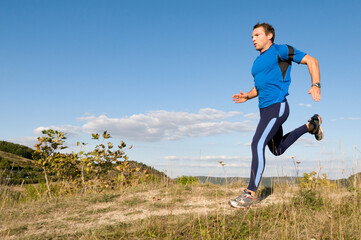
[235,190,254,201]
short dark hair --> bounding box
[253,22,275,43]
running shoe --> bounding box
[308,114,324,141]
[229,190,258,208]
[315,126,324,141]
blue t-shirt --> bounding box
[251,44,306,109]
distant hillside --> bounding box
[128,160,170,181]
[0,141,34,159]
[196,173,361,188]
[0,150,36,166]
[335,172,361,188]
[0,150,43,184]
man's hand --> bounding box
[308,86,321,102]
[232,91,249,103]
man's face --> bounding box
[252,27,273,52]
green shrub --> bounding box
[0,157,11,169]
[298,171,336,189]
[176,176,199,185]
[24,182,62,200]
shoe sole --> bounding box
[228,200,248,208]
[228,200,260,209]
[229,202,261,209]
[315,126,324,141]
[314,114,323,141]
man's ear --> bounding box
[267,33,273,41]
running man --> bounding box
[229,22,324,208]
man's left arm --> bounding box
[300,54,321,102]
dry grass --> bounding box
[0,179,360,239]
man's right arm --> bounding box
[300,54,321,102]
[232,87,258,103]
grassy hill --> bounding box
[127,160,169,181]
[0,141,169,185]
[336,172,361,188]
[0,150,43,184]
[0,141,34,159]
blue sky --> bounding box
[1,0,361,179]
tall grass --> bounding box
[1,172,360,239]
[82,182,360,239]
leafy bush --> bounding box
[298,171,336,189]
[31,129,151,197]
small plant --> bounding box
[176,176,199,185]
[293,171,336,211]
[33,129,68,198]
[298,171,336,189]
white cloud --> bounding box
[8,136,37,148]
[264,154,300,163]
[34,125,82,137]
[298,103,312,108]
[239,137,320,148]
[244,112,259,119]
[330,117,360,122]
[161,155,250,164]
[294,137,323,147]
[164,156,181,161]
[35,108,254,142]
[238,141,252,146]
[155,154,252,177]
